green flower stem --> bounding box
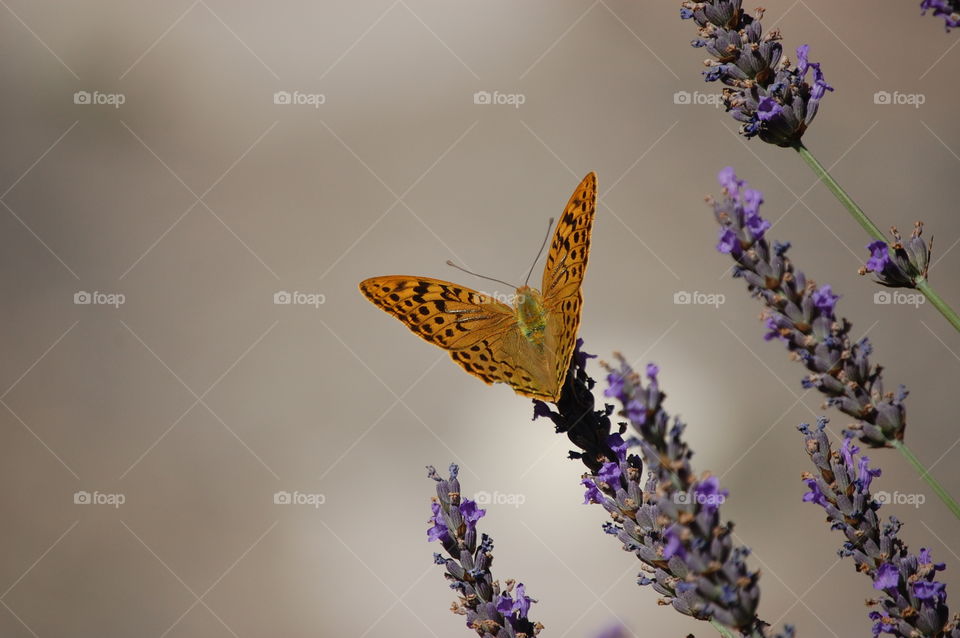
[916,279,960,333]
[710,619,737,638]
[793,142,960,334]
[792,142,884,240]
[891,440,960,522]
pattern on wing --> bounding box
[359,276,513,350]
[541,172,597,397]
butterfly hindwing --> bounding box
[448,329,553,399]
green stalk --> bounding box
[890,440,960,522]
[793,142,960,334]
[793,142,885,240]
[710,619,737,638]
[916,279,960,333]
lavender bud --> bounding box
[799,420,960,637]
[860,222,934,289]
[711,168,907,447]
[680,1,833,146]
[921,0,960,30]
[426,465,542,637]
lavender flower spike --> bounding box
[860,222,934,289]
[536,342,794,638]
[921,0,960,31]
[680,1,833,146]
[426,464,542,637]
[799,419,959,637]
[710,167,907,447]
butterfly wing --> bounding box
[360,276,550,396]
[540,172,597,395]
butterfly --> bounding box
[359,172,596,402]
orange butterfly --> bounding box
[359,173,596,402]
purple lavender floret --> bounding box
[426,464,542,637]
[536,341,794,637]
[860,223,934,289]
[711,167,908,447]
[799,419,960,637]
[921,0,960,30]
[680,1,833,146]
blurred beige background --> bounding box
[1,1,959,636]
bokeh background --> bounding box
[1,1,959,636]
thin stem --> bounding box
[710,619,737,638]
[891,440,960,522]
[794,142,960,334]
[917,279,960,333]
[792,142,885,240]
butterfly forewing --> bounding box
[541,172,597,397]
[359,276,514,350]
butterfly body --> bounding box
[359,172,596,402]
[515,286,547,345]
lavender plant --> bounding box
[680,1,832,147]
[921,0,960,30]
[800,418,959,637]
[678,0,960,333]
[534,342,794,638]
[861,224,934,290]
[427,464,542,637]
[708,167,960,520]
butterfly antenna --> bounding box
[524,217,554,287]
[445,261,519,290]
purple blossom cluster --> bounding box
[535,343,793,638]
[710,167,908,447]
[921,0,960,30]
[799,419,959,637]
[426,464,542,637]
[861,223,934,289]
[680,0,833,146]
